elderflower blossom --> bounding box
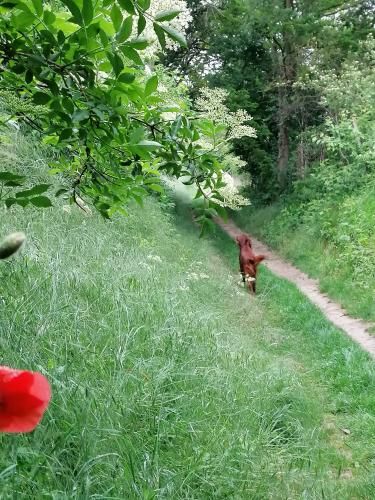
[195,88,253,209]
[221,152,247,173]
[134,0,192,59]
[202,172,251,211]
[196,87,228,121]
[216,173,251,211]
[196,88,256,140]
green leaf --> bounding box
[57,29,65,44]
[145,74,158,96]
[199,217,216,237]
[131,193,144,207]
[60,0,83,26]
[5,197,29,208]
[82,0,93,25]
[4,180,23,187]
[30,196,53,208]
[99,19,115,37]
[118,71,136,83]
[91,107,105,120]
[129,126,145,144]
[33,92,51,105]
[98,28,109,48]
[59,128,73,140]
[137,14,146,35]
[0,172,25,182]
[214,204,227,221]
[43,9,56,25]
[159,24,187,48]
[118,0,135,15]
[121,46,143,66]
[127,37,149,50]
[153,23,166,50]
[73,109,90,121]
[12,63,25,74]
[11,1,33,14]
[47,79,59,96]
[117,15,133,43]
[28,54,44,65]
[15,184,50,198]
[0,1,18,9]
[147,184,163,193]
[54,15,79,34]
[154,9,181,22]
[110,3,122,31]
[4,198,16,208]
[24,69,33,84]
[137,0,151,10]
[43,135,59,145]
[107,51,124,76]
[62,97,74,114]
[13,9,35,28]
[31,0,43,16]
[136,140,162,149]
[144,176,160,184]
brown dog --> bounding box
[236,233,265,294]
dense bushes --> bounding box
[235,37,375,320]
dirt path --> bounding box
[215,217,375,359]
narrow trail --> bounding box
[215,217,375,359]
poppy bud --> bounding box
[0,232,26,260]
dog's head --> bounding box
[236,233,252,248]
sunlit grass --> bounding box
[0,131,375,498]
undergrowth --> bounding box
[235,37,375,323]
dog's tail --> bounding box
[255,254,265,264]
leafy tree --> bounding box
[166,0,374,199]
[0,0,233,226]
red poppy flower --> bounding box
[0,366,51,433]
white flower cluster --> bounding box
[221,152,247,173]
[196,88,256,140]
[214,172,251,211]
[195,88,253,209]
[137,0,192,59]
[196,87,228,120]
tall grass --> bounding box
[1,130,375,498]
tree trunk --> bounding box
[277,101,289,187]
[275,0,296,190]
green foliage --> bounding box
[234,35,375,319]
[0,171,55,209]
[166,0,374,200]
[0,89,47,121]
[0,0,227,225]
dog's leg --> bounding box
[238,272,245,287]
[244,274,256,294]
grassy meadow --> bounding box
[1,131,375,498]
